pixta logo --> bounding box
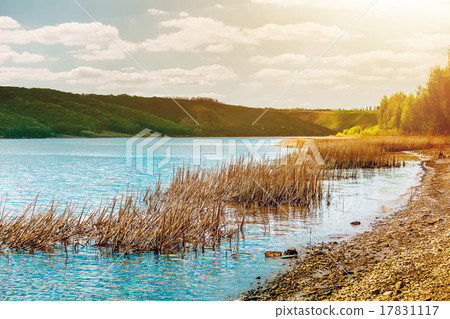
[126,129,172,175]
[126,129,323,175]
[296,139,325,166]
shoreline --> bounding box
[241,148,450,301]
[0,135,322,140]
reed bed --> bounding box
[313,139,405,169]
[0,186,227,254]
[0,154,323,254]
[367,136,449,152]
[4,135,443,255]
[175,155,324,206]
[289,136,449,169]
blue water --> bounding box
[0,138,422,300]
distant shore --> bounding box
[0,135,327,140]
[242,148,450,301]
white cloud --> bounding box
[251,0,369,10]
[141,17,357,53]
[0,22,115,45]
[9,51,45,63]
[70,42,134,61]
[252,68,295,81]
[215,4,224,9]
[0,16,20,29]
[251,0,448,10]
[249,53,308,65]
[0,16,355,62]
[358,75,388,82]
[239,81,265,88]
[6,16,356,61]
[74,64,238,87]
[320,50,445,85]
[0,65,238,88]
[205,43,234,53]
[121,66,137,72]
[251,68,352,86]
[151,65,238,86]
[322,50,445,67]
[0,21,138,61]
[246,22,358,42]
[147,9,169,15]
[0,45,45,64]
[64,67,145,86]
[395,33,450,51]
[141,17,257,52]
[371,65,431,79]
[0,67,62,82]
[331,84,353,91]
[179,11,190,17]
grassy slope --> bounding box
[0,86,374,138]
[94,94,335,136]
[284,110,378,132]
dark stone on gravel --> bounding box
[371,289,380,295]
[284,248,298,256]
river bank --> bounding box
[242,148,450,301]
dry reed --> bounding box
[287,136,449,169]
[0,154,323,254]
[4,136,444,255]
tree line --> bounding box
[378,50,449,135]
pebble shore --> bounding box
[242,149,450,301]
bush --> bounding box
[2,126,52,138]
[337,125,383,137]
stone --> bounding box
[265,251,282,258]
[350,221,361,225]
[371,289,381,295]
[383,291,393,296]
[284,248,298,256]
[281,254,298,259]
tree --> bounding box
[378,49,450,135]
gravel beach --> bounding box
[242,149,450,301]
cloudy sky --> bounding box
[0,0,449,109]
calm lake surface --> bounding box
[0,138,422,300]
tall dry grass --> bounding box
[0,187,226,254]
[0,154,323,254]
[313,139,404,169]
[289,136,449,169]
[3,135,444,255]
[190,155,324,206]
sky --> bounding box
[0,0,449,109]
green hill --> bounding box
[283,110,378,132]
[0,86,374,138]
